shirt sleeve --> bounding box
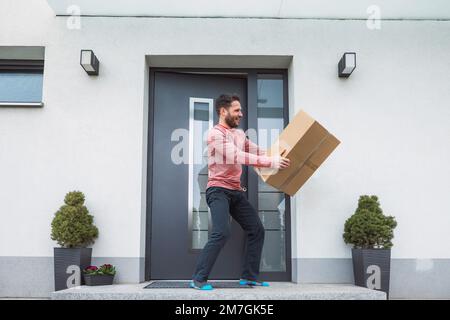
[208,129,273,168]
[245,137,267,156]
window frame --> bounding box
[146,68,291,281]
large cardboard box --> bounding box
[255,110,340,196]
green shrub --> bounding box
[343,195,397,249]
[51,191,99,248]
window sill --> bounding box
[0,102,44,108]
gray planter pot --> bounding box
[53,247,92,291]
[84,274,115,286]
[352,248,391,298]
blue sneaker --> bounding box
[190,280,214,290]
[239,279,270,287]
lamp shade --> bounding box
[338,52,356,77]
[80,50,99,75]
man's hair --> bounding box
[215,94,240,116]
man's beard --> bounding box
[225,113,240,128]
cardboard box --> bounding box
[255,110,340,196]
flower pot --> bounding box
[352,248,391,298]
[53,247,92,291]
[84,274,115,286]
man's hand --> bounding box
[271,156,291,169]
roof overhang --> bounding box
[46,0,450,20]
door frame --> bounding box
[145,67,291,281]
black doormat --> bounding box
[144,281,253,289]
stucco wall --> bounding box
[1,0,450,298]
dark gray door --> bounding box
[149,71,248,279]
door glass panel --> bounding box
[189,98,213,250]
[256,74,287,272]
[260,230,286,272]
[192,210,210,230]
[259,209,285,230]
[258,192,285,211]
[192,231,209,250]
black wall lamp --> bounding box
[338,52,356,78]
[80,49,99,75]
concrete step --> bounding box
[51,281,386,300]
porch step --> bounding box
[51,281,386,300]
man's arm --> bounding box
[242,134,291,170]
[245,137,267,156]
[209,130,273,168]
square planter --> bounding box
[54,247,92,291]
[84,274,115,286]
[352,248,391,298]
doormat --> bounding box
[144,281,253,289]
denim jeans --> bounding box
[192,186,265,282]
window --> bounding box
[188,97,214,250]
[256,74,287,272]
[0,47,45,107]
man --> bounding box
[190,94,290,290]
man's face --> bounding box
[222,100,243,128]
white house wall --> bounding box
[1,0,450,298]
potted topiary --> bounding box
[83,264,116,286]
[51,191,99,291]
[343,195,397,298]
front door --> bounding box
[149,71,247,279]
[146,69,291,281]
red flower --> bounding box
[86,266,98,271]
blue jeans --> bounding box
[192,186,265,282]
